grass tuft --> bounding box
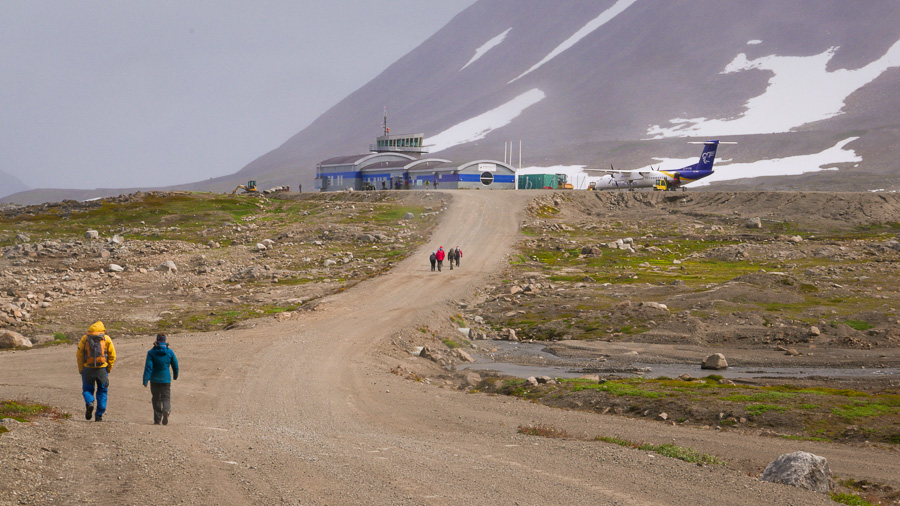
[596,436,725,465]
[518,424,569,438]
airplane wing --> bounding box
[584,168,651,180]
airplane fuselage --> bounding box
[593,170,676,190]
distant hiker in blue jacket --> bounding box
[142,334,179,425]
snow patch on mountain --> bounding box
[429,88,546,153]
[461,28,511,71]
[510,0,638,83]
[648,38,900,138]
[747,40,762,45]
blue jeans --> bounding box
[81,368,109,416]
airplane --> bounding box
[587,140,735,191]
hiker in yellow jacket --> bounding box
[76,321,116,422]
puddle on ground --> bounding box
[459,341,900,380]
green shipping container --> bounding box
[517,174,559,190]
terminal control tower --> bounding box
[370,111,428,155]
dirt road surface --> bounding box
[2,191,895,505]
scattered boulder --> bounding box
[403,212,415,220]
[419,345,442,362]
[452,349,475,363]
[85,230,100,239]
[156,260,177,272]
[808,326,821,337]
[463,371,482,387]
[108,264,125,272]
[761,451,833,493]
[640,301,668,311]
[701,353,728,370]
[0,329,33,349]
[746,217,762,229]
[470,329,487,340]
[506,328,518,341]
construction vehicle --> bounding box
[232,180,259,195]
[558,174,574,189]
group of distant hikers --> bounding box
[77,321,179,425]
[429,246,462,272]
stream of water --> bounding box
[459,341,900,380]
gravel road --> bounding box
[5,190,892,504]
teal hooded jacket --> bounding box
[142,343,179,385]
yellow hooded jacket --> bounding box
[76,321,116,373]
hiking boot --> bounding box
[162,411,169,425]
[85,403,94,420]
[95,415,103,422]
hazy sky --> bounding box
[1,1,475,190]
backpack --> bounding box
[84,334,109,368]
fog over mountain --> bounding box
[0,170,29,200]
[8,0,900,203]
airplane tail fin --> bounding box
[688,140,736,172]
[697,140,719,172]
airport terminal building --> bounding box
[315,131,515,191]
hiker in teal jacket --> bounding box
[142,334,179,425]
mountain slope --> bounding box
[228,0,900,193]
[7,0,900,203]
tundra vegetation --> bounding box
[0,191,439,338]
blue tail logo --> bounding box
[698,141,718,171]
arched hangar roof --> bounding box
[319,152,417,167]
[458,160,515,172]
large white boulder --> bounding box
[761,451,833,493]
[701,353,728,370]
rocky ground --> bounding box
[2,189,899,504]
[0,190,442,342]
[406,191,900,468]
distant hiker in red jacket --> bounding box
[435,247,445,271]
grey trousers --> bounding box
[150,382,171,423]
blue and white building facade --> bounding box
[315,131,515,191]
